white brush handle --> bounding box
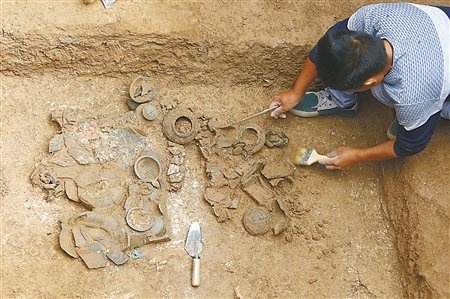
[191,257,200,287]
[316,154,335,165]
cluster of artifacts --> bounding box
[31,76,295,268]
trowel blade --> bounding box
[101,0,117,9]
[184,222,203,258]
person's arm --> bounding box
[270,57,317,118]
[270,18,349,118]
[321,111,441,169]
[322,140,397,170]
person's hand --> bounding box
[319,147,361,170]
[270,89,301,119]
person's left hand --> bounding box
[319,147,361,170]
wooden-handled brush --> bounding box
[290,147,335,166]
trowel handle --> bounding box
[191,256,200,287]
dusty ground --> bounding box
[1,0,448,298]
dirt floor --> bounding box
[1,1,449,298]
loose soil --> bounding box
[1,0,448,298]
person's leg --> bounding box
[326,88,358,108]
[441,96,450,119]
[289,88,358,117]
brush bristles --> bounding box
[290,147,310,165]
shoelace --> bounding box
[313,90,337,110]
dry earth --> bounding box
[1,0,449,298]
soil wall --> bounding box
[380,124,450,298]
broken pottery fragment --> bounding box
[64,179,79,202]
[213,205,231,223]
[240,159,265,181]
[167,164,185,183]
[228,198,239,209]
[129,76,158,103]
[265,130,289,148]
[134,151,162,185]
[238,124,266,155]
[93,127,146,167]
[162,108,199,144]
[75,165,127,209]
[76,241,109,269]
[243,207,272,236]
[51,108,79,129]
[64,132,98,165]
[35,107,173,269]
[204,186,234,206]
[276,198,290,214]
[49,134,64,153]
[59,224,78,258]
[261,160,295,180]
[167,143,186,191]
[241,176,274,207]
[62,211,132,268]
[213,126,239,148]
[46,150,78,167]
[105,244,129,265]
[205,162,228,187]
[273,216,289,235]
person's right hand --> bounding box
[270,89,302,119]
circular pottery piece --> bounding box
[142,103,158,121]
[126,207,155,232]
[238,123,266,154]
[243,207,272,236]
[162,108,199,144]
[127,97,140,111]
[134,151,162,183]
[129,76,158,103]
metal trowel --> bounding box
[184,222,204,287]
[101,0,117,9]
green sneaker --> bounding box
[289,90,358,117]
[386,119,399,140]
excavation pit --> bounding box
[1,1,448,298]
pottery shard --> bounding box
[49,134,64,153]
[168,146,183,156]
[64,179,79,202]
[105,244,129,266]
[170,155,184,165]
[273,216,289,235]
[59,224,78,258]
[241,177,274,206]
[213,205,231,223]
[238,159,265,181]
[265,130,289,148]
[64,134,98,165]
[261,160,295,180]
[51,108,79,129]
[76,241,108,269]
[167,164,180,176]
[169,172,185,183]
[204,186,233,206]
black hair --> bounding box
[315,30,387,90]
